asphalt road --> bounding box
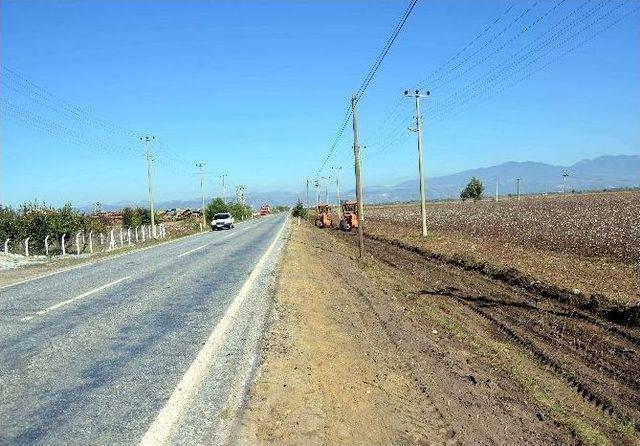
[0,214,288,445]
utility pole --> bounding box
[495,177,499,202]
[562,171,569,194]
[405,89,429,237]
[321,176,329,204]
[237,185,246,206]
[220,172,228,203]
[315,180,320,208]
[196,163,206,227]
[141,135,156,238]
[351,94,365,259]
[306,179,310,210]
[516,178,521,201]
[333,166,342,221]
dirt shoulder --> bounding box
[239,223,637,445]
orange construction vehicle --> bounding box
[315,204,332,228]
[338,200,359,231]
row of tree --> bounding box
[204,198,252,223]
[0,203,110,252]
[121,207,161,228]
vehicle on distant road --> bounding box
[211,212,235,230]
[259,205,271,216]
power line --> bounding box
[315,0,419,176]
[429,0,635,122]
[428,0,612,117]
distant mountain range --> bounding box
[361,154,640,203]
[92,155,639,211]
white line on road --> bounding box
[176,244,209,258]
[20,276,130,321]
[138,216,289,446]
[0,216,273,292]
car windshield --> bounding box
[214,213,231,220]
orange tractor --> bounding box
[338,200,359,231]
[315,204,332,228]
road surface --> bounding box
[0,214,288,445]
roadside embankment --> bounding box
[238,223,639,445]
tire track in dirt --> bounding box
[330,272,458,445]
[351,232,640,434]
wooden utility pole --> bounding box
[141,135,156,238]
[351,95,364,259]
[405,90,429,237]
[306,179,310,209]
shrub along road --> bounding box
[0,214,288,445]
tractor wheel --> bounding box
[315,219,323,228]
[339,220,350,231]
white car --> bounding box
[211,212,235,230]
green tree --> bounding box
[228,203,252,221]
[460,177,484,201]
[291,200,306,218]
[205,198,228,223]
[121,207,142,228]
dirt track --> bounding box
[239,223,639,445]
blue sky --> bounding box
[1,0,638,207]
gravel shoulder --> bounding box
[238,223,638,445]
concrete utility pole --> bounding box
[321,176,329,204]
[333,166,342,221]
[405,89,429,237]
[562,171,569,194]
[220,172,228,203]
[495,177,499,202]
[236,185,246,206]
[306,179,310,209]
[516,178,521,201]
[315,180,320,207]
[141,135,157,238]
[196,163,206,227]
[351,94,365,259]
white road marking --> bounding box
[176,244,209,258]
[0,216,271,292]
[138,216,289,446]
[20,276,130,321]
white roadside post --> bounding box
[100,233,104,245]
[135,226,139,243]
[119,228,124,247]
[44,235,50,256]
[4,238,10,254]
[76,231,82,255]
[108,229,115,251]
[24,238,30,257]
[142,225,146,242]
[89,231,94,253]
[61,234,67,255]
[199,222,203,233]
[127,227,132,246]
